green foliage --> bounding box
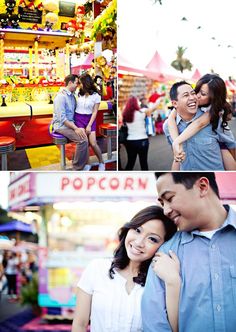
[20,273,39,307]
[171,46,193,73]
[91,0,117,40]
[0,207,14,224]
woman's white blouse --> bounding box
[77,258,144,332]
[75,93,101,115]
[126,109,148,140]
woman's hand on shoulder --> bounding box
[152,250,181,286]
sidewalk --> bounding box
[0,294,34,332]
[0,294,72,332]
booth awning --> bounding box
[0,220,33,233]
[191,69,201,81]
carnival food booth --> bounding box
[0,0,117,148]
[8,171,236,319]
[8,171,157,318]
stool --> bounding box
[99,123,117,160]
[0,136,16,170]
[49,124,68,170]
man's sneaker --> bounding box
[83,164,92,171]
[98,163,105,171]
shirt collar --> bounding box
[60,87,73,96]
[180,205,236,244]
[176,108,203,125]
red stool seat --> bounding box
[99,123,117,137]
[0,136,16,170]
[0,136,16,146]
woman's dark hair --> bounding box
[109,205,177,286]
[195,74,232,131]
[78,73,98,96]
[122,96,140,123]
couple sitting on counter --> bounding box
[52,73,105,171]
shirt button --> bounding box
[211,244,216,249]
[216,305,221,312]
[215,273,219,280]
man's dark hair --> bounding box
[64,74,79,86]
[169,81,191,101]
[155,172,219,198]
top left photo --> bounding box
[0,0,117,171]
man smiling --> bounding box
[142,172,236,332]
[163,81,235,170]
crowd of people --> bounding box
[118,91,167,171]
[119,73,236,171]
[0,250,37,302]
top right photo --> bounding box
[118,0,236,171]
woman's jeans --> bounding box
[125,139,149,170]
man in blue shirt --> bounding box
[142,172,236,332]
[52,74,88,170]
[163,82,236,170]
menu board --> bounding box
[58,1,75,17]
[18,7,42,24]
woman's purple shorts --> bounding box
[74,113,96,131]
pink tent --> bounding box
[118,55,148,76]
[145,51,180,81]
[118,52,179,81]
[225,80,236,92]
[71,53,94,74]
[191,69,201,81]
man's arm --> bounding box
[54,94,87,139]
[142,264,172,332]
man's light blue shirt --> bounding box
[163,108,236,170]
[52,88,77,130]
[142,206,236,332]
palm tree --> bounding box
[171,46,193,73]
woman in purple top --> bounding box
[74,73,105,171]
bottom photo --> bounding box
[0,171,235,332]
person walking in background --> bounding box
[122,96,159,170]
[142,172,236,332]
[168,74,236,170]
[75,73,105,171]
[72,205,179,332]
[4,251,19,301]
[52,74,89,171]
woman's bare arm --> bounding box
[167,109,179,141]
[71,288,92,332]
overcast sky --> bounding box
[118,0,236,79]
[0,172,10,209]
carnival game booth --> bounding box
[0,0,117,149]
[8,171,236,320]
